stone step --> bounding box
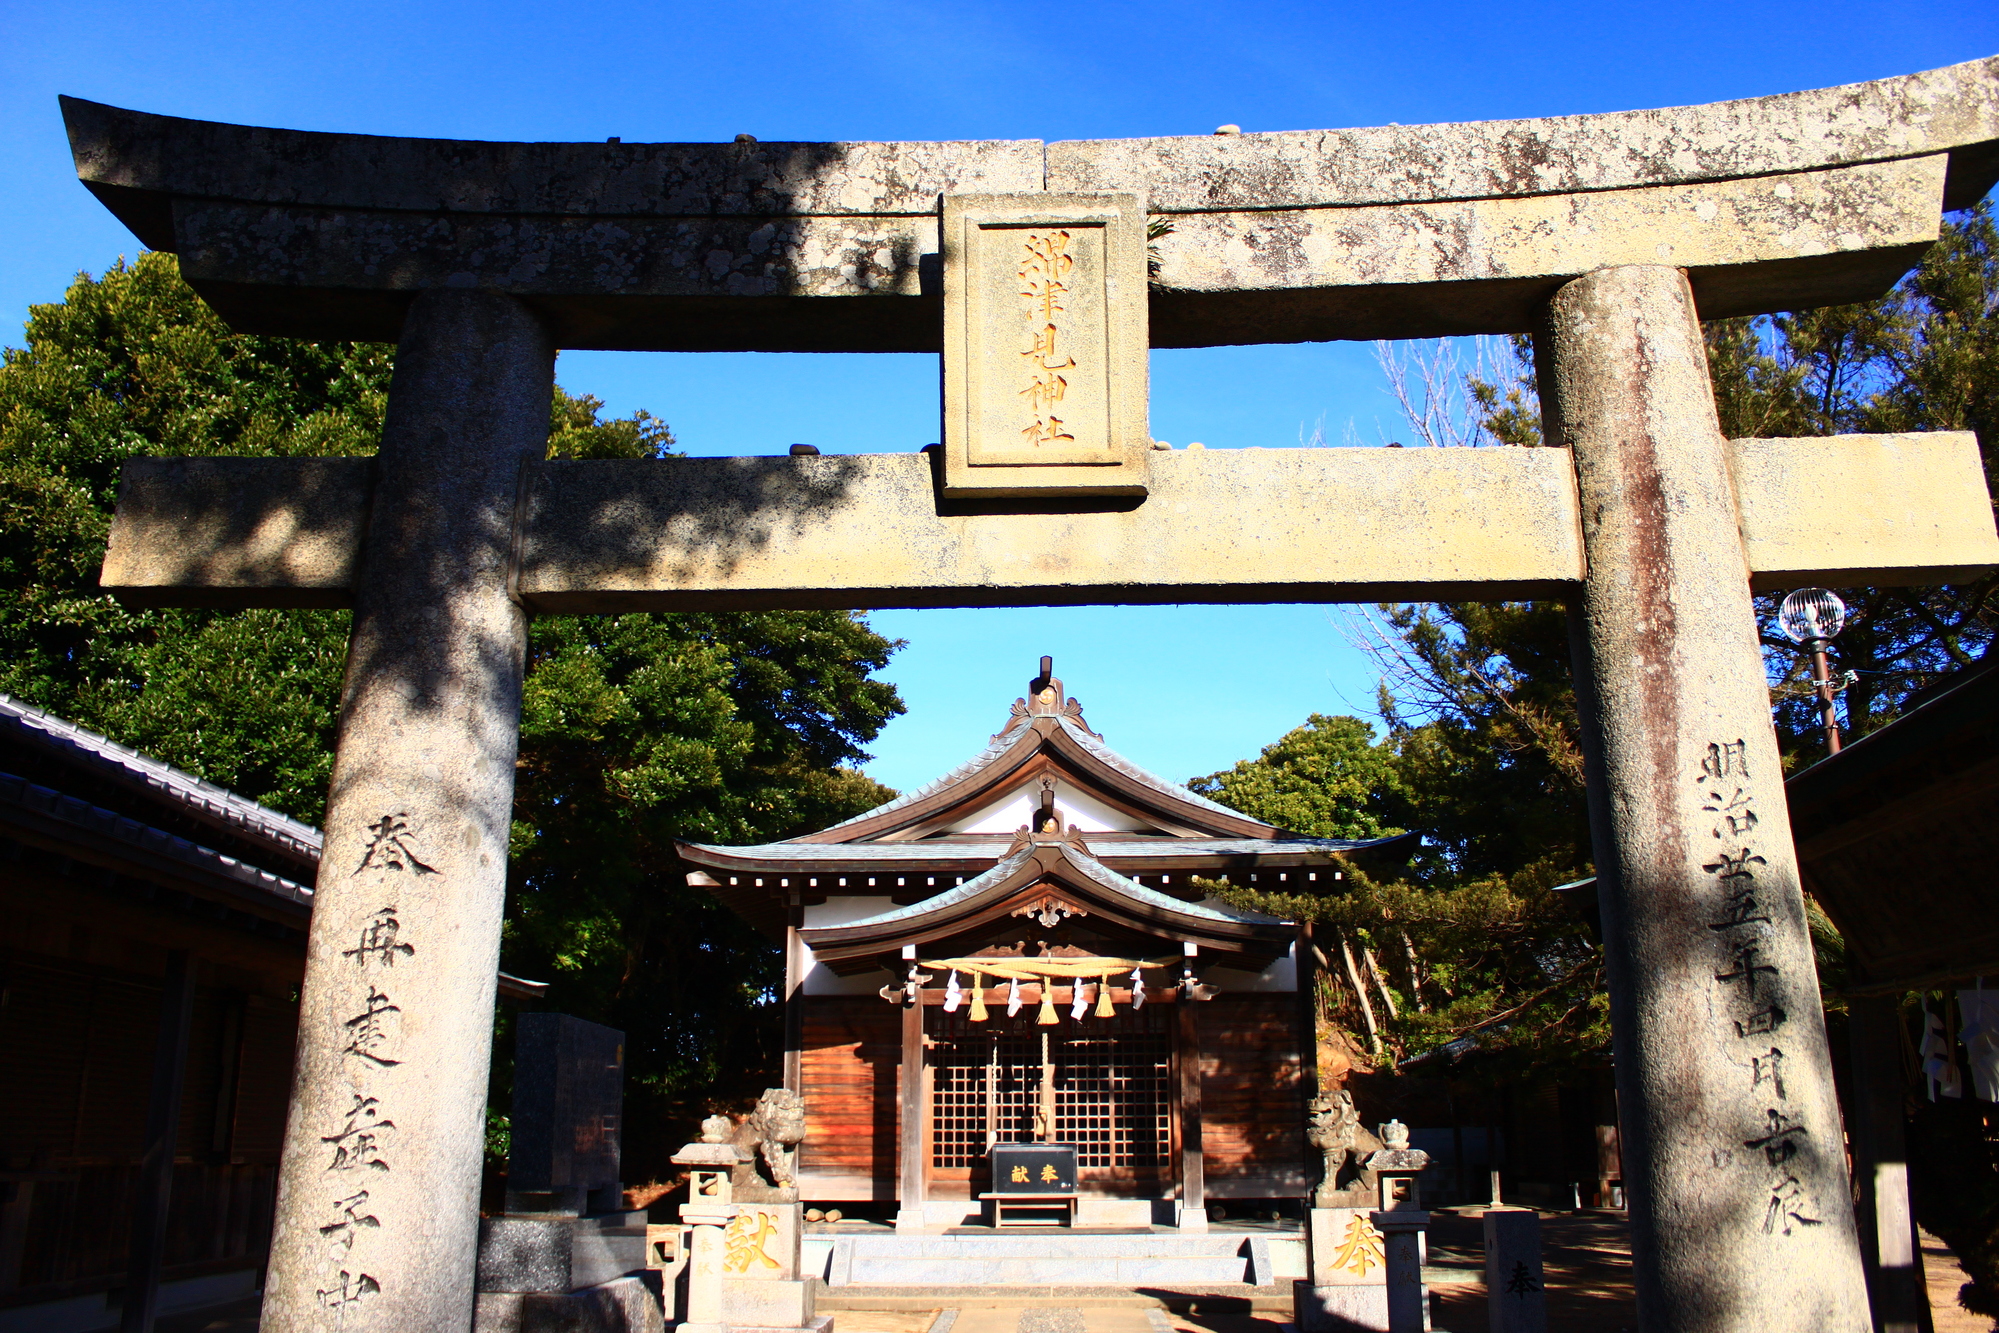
[814,1284,1294,1312]
[843,1235,1257,1258]
[829,1235,1271,1287]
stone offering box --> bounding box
[989,1143,1077,1192]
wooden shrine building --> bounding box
[680,659,1410,1228]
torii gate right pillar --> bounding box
[1546,264,1871,1330]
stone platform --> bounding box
[816,1284,1294,1314]
[817,1229,1299,1291]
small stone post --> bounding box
[1542,264,1870,1331]
[262,290,555,1333]
[1483,1209,1547,1333]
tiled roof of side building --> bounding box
[0,693,323,864]
[0,769,315,912]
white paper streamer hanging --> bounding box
[1071,982,1091,1021]
[1921,1004,1962,1100]
[1007,975,1024,1017]
[943,970,962,1013]
[1130,966,1146,1009]
[1960,985,1999,1102]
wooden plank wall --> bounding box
[1197,994,1309,1197]
[0,954,294,1303]
[796,996,900,1201]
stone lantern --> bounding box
[672,1116,752,1333]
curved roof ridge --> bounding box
[1056,716,1279,831]
[0,692,322,861]
[809,841,1286,933]
[805,722,1034,839]
[1061,845,1286,925]
[820,843,1039,929]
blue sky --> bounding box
[3,1,1994,791]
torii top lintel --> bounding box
[61,56,1999,352]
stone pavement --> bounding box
[139,1214,1992,1333]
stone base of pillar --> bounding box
[728,1314,834,1333]
[472,1274,665,1333]
[892,1209,927,1233]
[722,1278,817,1328]
[1293,1280,1391,1333]
[1175,1202,1209,1233]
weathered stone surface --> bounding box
[60,55,1999,348]
[101,433,1999,613]
[721,1277,814,1328]
[1546,265,1869,1330]
[171,204,943,348]
[259,290,555,1333]
[1294,1279,1390,1333]
[99,456,368,607]
[1307,1208,1386,1287]
[1148,156,1946,344]
[940,193,1150,496]
[1052,54,1999,211]
[477,1218,574,1294]
[63,97,1041,221]
[472,1275,665,1333]
[722,1204,802,1282]
[1729,430,1997,589]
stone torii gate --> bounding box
[62,55,1999,1333]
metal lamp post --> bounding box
[1778,587,1848,754]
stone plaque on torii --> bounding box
[59,56,1999,1333]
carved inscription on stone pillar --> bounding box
[940,192,1149,498]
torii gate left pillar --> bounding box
[61,57,1999,1332]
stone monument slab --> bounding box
[509,1013,624,1214]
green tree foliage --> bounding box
[0,253,905,1175]
[1205,205,1998,1088]
[1187,712,1405,840]
[1472,205,1999,756]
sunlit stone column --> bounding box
[262,289,553,1333]
[1543,265,1870,1332]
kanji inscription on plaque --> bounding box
[940,191,1150,498]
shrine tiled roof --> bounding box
[681,833,1399,866]
[811,842,1286,933]
[810,723,1032,837]
[1052,716,1261,827]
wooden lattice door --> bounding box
[929,1005,1171,1193]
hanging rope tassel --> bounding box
[1096,972,1116,1018]
[1037,978,1059,1025]
[968,970,988,1022]
[1007,975,1025,1018]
